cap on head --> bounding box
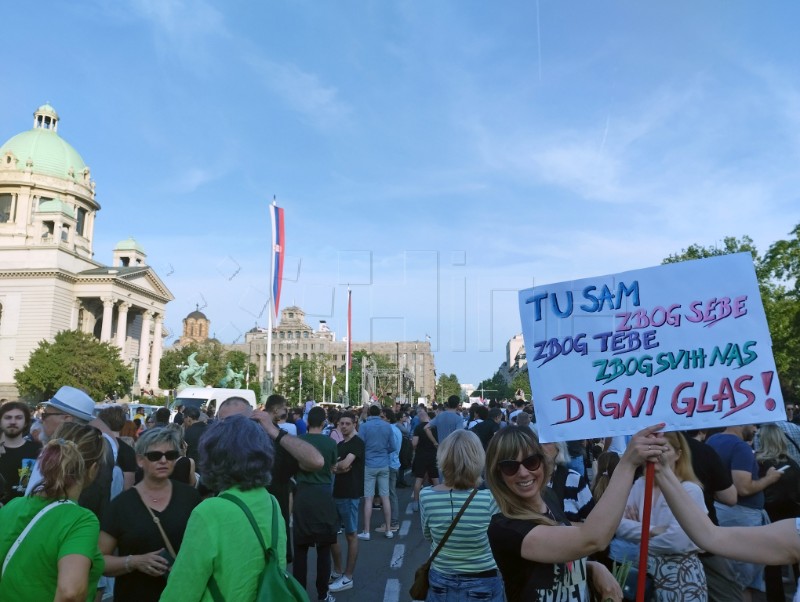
[46,386,95,422]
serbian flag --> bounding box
[270,202,285,318]
[347,289,352,370]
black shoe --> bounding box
[396,481,408,488]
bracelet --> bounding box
[125,555,132,573]
[274,429,287,447]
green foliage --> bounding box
[437,373,462,401]
[664,230,800,402]
[475,369,511,401]
[511,371,531,399]
[15,330,132,402]
[275,354,335,405]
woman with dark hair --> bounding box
[98,427,201,602]
[411,409,439,512]
[485,424,666,602]
[160,414,285,601]
[0,424,105,601]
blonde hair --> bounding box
[666,431,701,486]
[32,439,85,499]
[485,425,556,525]
[756,424,789,463]
[437,429,485,489]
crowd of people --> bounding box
[2,388,800,601]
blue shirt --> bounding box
[428,410,464,444]
[389,424,402,470]
[358,417,397,468]
[707,433,764,509]
[294,418,307,436]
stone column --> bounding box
[137,310,154,388]
[100,298,115,342]
[148,314,163,392]
[115,302,130,354]
[70,299,81,330]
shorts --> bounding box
[364,466,390,498]
[412,453,438,480]
[335,498,360,534]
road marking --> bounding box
[389,543,405,568]
[383,578,401,602]
[399,519,411,537]
[405,502,413,515]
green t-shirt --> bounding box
[0,496,104,601]
[296,433,338,486]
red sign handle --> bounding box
[636,462,655,602]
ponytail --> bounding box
[32,439,85,499]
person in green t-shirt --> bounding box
[0,424,106,602]
[294,406,339,601]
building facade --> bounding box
[226,306,437,400]
[0,105,173,398]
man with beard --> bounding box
[0,401,41,505]
[707,424,783,601]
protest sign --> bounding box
[518,253,784,442]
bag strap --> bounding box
[135,487,177,558]
[2,500,73,576]
[427,488,478,565]
[208,491,277,602]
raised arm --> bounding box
[655,463,800,565]
[521,424,667,564]
[251,410,323,472]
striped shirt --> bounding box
[419,487,499,573]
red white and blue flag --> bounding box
[270,202,285,318]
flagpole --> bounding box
[265,197,284,401]
[345,287,351,407]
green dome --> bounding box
[0,105,87,181]
[114,237,145,253]
[37,198,75,218]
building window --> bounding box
[42,221,55,239]
[61,225,69,242]
[288,312,294,318]
[0,194,13,223]
[76,207,87,236]
[303,331,309,338]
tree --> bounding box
[475,369,511,401]
[437,373,461,401]
[663,230,800,403]
[15,330,133,402]
[511,371,532,399]
[275,355,333,406]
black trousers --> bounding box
[293,542,332,600]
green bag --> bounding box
[208,492,309,602]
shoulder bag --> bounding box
[135,487,177,565]
[2,500,73,576]
[409,487,479,600]
[208,492,308,602]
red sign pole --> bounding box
[636,462,655,602]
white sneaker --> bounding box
[357,531,370,540]
[318,594,335,602]
[385,530,394,539]
[329,572,342,584]
[329,576,354,592]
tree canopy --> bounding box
[663,227,800,403]
[15,330,133,402]
[437,373,462,401]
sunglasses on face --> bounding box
[143,450,180,462]
[498,453,543,477]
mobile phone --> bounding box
[777,465,790,473]
[157,549,175,567]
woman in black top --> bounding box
[99,427,201,602]
[411,409,439,512]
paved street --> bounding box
[302,476,429,602]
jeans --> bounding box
[389,467,399,526]
[427,567,504,602]
[714,502,768,591]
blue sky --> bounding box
[3,1,800,387]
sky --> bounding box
[2,1,800,388]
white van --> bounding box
[171,387,257,417]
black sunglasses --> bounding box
[498,453,543,477]
[144,450,180,462]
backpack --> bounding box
[208,493,308,602]
[399,434,413,468]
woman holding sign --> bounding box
[656,456,800,602]
[614,431,707,601]
[486,423,667,602]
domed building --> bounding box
[178,306,210,345]
[0,105,174,398]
